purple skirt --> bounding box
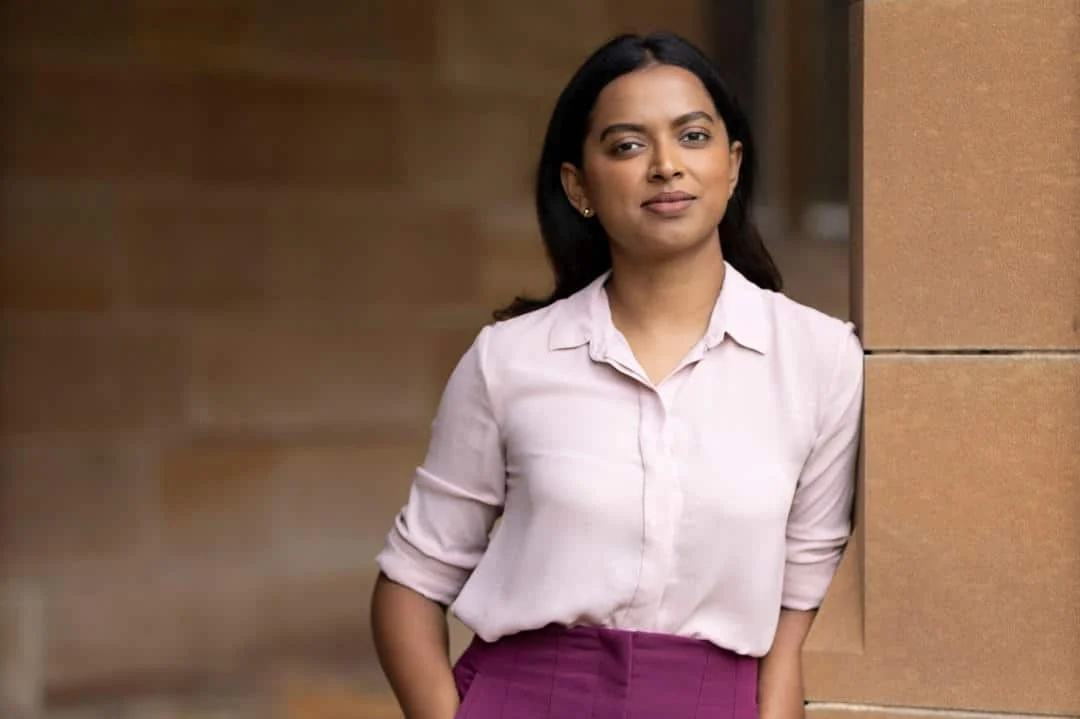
[452,624,759,719]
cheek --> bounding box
[710,196,732,225]
[693,152,733,184]
[586,165,641,212]
[694,159,737,214]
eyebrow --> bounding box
[598,110,716,141]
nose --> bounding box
[649,140,684,181]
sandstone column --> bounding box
[804,1,1080,716]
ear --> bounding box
[727,141,743,198]
[560,162,590,215]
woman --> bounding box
[371,32,863,719]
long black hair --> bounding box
[494,32,782,321]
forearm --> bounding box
[371,573,460,719]
[758,608,816,719]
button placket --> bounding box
[626,386,683,629]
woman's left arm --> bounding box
[758,608,815,719]
[760,325,865,718]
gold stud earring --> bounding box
[582,207,594,218]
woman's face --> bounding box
[561,64,741,262]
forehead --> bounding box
[591,64,717,126]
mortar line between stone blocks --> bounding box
[865,349,1080,358]
[808,702,1079,719]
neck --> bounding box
[605,240,726,337]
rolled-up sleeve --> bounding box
[376,325,505,606]
[782,325,864,610]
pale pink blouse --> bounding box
[376,263,864,657]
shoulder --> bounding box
[482,300,563,352]
[471,295,579,375]
[759,289,863,381]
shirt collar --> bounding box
[548,262,770,355]
[547,270,610,353]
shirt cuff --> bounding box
[375,524,469,607]
[781,551,843,611]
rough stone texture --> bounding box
[854,0,1080,350]
[804,3,1080,716]
[804,355,1080,716]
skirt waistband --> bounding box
[453,624,758,719]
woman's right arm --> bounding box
[371,573,458,718]
[370,327,506,719]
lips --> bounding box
[642,190,697,216]
[642,191,696,206]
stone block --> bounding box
[0,182,124,311]
[2,66,198,180]
[192,74,403,189]
[855,0,1080,349]
[805,355,1080,714]
[187,318,440,434]
[0,319,187,435]
[158,438,280,557]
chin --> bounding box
[621,231,715,263]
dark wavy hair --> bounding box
[494,32,782,321]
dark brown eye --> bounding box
[612,140,645,155]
